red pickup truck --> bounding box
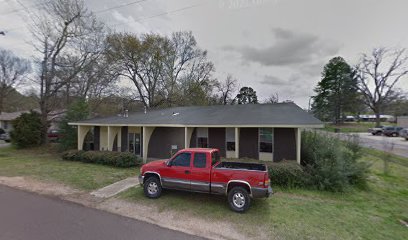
[139,148,272,212]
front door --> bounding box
[128,133,141,156]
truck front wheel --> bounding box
[143,177,162,199]
[228,187,250,213]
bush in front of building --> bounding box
[10,111,42,148]
[301,131,370,191]
[268,161,306,188]
[62,150,142,168]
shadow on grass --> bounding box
[121,186,271,219]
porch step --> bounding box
[91,177,139,198]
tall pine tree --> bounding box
[312,57,358,123]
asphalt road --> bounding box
[337,132,408,158]
[0,185,205,240]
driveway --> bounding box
[338,132,408,158]
[0,140,10,148]
[0,185,205,240]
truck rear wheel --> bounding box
[143,177,162,199]
[228,187,250,213]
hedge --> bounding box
[268,161,306,188]
[62,150,142,168]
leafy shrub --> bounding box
[301,131,369,191]
[62,150,142,168]
[268,161,306,188]
[10,111,42,148]
[59,100,90,151]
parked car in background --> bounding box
[368,126,384,135]
[383,126,404,137]
[0,132,11,142]
[399,128,408,140]
[47,129,61,142]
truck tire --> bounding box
[143,177,162,199]
[228,186,250,213]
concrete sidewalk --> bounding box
[91,177,139,198]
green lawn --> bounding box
[121,151,408,239]
[323,122,395,133]
[0,145,138,190]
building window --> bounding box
[259,128,273,153]
[226,128,235,151]
[196,127,208,148]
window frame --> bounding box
[193,152,207,168]
[259,128,274,153]
[225,128,236,151]
[171,152,192,167]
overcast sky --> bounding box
[1,0,408,108]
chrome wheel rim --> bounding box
[147,182,158,195]
[232,192,245,208]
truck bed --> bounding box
[215,162,267,171]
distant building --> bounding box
[397,116,408,128]
[0,111,28,132]
[0,110,65,132]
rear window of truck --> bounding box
[211,151,220,166]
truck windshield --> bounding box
[211,151,220,166]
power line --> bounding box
[0,0,50,16]
[108,3,203,29]
[2,0,204,33]
[94,0,150,14]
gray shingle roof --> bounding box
[70,103,322,127]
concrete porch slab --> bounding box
[91,177,139,198]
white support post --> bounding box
[235,127,240,159]
[77,125,91,150]
[142,126,155,163]
[184,127,194,149]
[296,128,301,164]
[107,126,112,151]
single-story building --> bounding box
[0,109,65,133]
[397,116,408,128]
[69,103,323,164]
[0,111,28,132]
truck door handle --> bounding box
[185,170,190,174]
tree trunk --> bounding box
[374,106,381,127]
[0,94,3,114]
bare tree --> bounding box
[107,31,215,108]
[216,74,237,105]
[0,49,31,113]
[106,33,171,108]
[31,0,106,143]
[264,93,280,104]
[356,48,408,127]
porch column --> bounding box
[77,125,91,150]
[107,126,112,151]
[142,126,156,163]
[107,126,120,151]
[235,127,240,158]
[296,128,301,164]
[184,127,194,148]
